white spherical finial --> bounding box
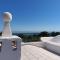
[2,12,12,37]
[3,12,12,22]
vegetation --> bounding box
[0,31,60,42]
[12,31,60,42]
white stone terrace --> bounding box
[21,42,60,60]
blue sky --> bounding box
[0,0,60,32]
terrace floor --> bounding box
[21,45,60,60]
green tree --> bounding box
[38,31,49,37]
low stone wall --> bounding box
[43,41,60,54]
[21,42,44,48]
[41,36,60,54]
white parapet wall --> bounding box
[41,37,54,48]
[41,37,54,42]
[22,42,44,48]
[41,36,60,54]
[0,36,21,60]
